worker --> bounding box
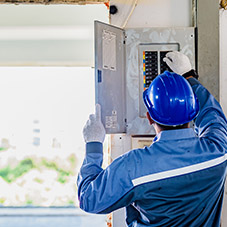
[77,51,227,226]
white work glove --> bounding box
[83,104,106,143]
[163,51,192,75]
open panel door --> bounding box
[95,21,126,134]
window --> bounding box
[0,67,97,206]
[0,66,95,207]
[0,67,108,226]
[0,4,109,225]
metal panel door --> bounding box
[95,21,126,134]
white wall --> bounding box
[220,9,227,115]
[0,5,106,26]
[0,5,108,66]
[111,0,192,28]
[220,9,227,227]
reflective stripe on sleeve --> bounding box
[132,154,227,186]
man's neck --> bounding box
[154,122,190,134]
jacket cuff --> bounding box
[182,69,199,79]
[187,77,200,87]
[86,142,103,154]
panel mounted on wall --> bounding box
[125,27,195,135]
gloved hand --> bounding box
[83,104,106,143]
[163,51,192,75]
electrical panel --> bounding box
[95,21,196,135]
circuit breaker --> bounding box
[95,21,196,135]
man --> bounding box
[77,51,227,226]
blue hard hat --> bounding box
[143,71,199,126]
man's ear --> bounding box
[146,112,154,125]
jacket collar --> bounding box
[153,128,196,142]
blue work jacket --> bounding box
[77,78,227,226]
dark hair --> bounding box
[156,122,189,131]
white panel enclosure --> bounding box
[125,27,195,135]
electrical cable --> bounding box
[122,0,139,28]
